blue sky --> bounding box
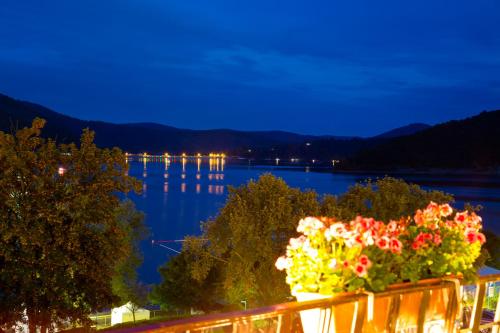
[1,0,499,135]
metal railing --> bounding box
[111,274,500,333]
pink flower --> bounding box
[470,212,482,224]
[376,236,390,250]
[433,234,442,245]
[426,201,440,213]
[354,234,364,246]
[476,232,486,244]
[358,255,372,268]
[465,230,477,243]
[414,210,425,226]
[275,256,289,271]
[387,220,398,233]
[439,204,453,217]
[412,241,421,250]
[353,263,368,277]
[455,211,468,224]
[390,238,403,254]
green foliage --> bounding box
[112,201,150,317]
[154,174,320,309]
[483,230,500,270]
[0,119,142,331]
[323,177,453,221]
[150,250,220,312]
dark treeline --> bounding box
[346,110,500,170]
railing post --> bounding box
[491,283,500,333]
[350,299,367,333]
[444,279,461,333]
[386,295,401,333]
[417,290,431,333]
[469,282,486,333]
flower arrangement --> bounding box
[275,202,486,296]
[400,202,485,283]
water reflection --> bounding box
[134,155,226,197]
[208,185,224,195]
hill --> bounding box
[0,93,427,156]
[0,93,320,153]
[349,110,500,169]
[374,123,431,138]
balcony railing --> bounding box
[114,274,500,333]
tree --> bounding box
[150,249,221,312]
[483,230,500,270]
[321,177,453,221]
[112,201,150,323]
[0,119,142,332]
[155,174,320,309]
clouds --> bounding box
[0,0,499,135]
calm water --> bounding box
[127,159,500,283]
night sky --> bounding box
[1,1,499,136]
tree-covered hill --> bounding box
[0,93,428,157]
[349,110,500,170]
[0,93,321,153]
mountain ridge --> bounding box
[349,110,500,169]
[0,92,427,154]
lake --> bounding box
[126,158,500,283]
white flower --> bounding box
[275,256,290,271]
[325,223,347,241]
[297,217,324,235]
[288,235,306,250]
[363,231,375,246]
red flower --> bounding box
[466,231,477,243]
[416,233,425,243]
[439,204,453,217]
[358,254,372,268]
[354,263,368,277]
[455,212,467,224]
[414,210,424,226]
[343,260,350,268]
[433,234,442,245]
[390,238,403,254]
[377,236,390,250]
[476,232,486,244]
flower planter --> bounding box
[277,205,485,333]
[295,278,457,333]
